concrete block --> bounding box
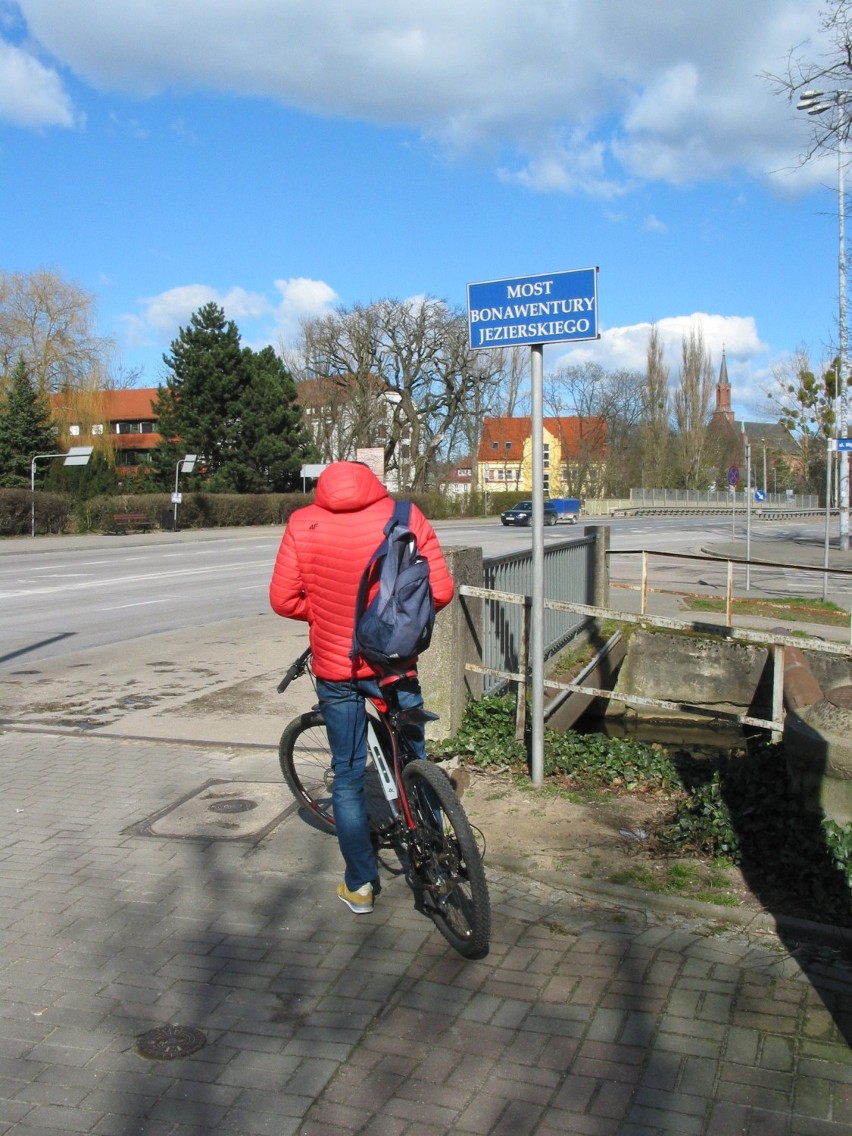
[607,630,767,719]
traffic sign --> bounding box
[838,438,852,451]
[467,267,598,349]
[755,490,766,501]
[727,465,739,486]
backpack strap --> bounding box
[350,500,411,661]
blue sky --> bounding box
[0,0,845,418]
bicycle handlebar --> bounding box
[277,647,312,693]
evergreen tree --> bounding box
[154,302,245,478]
[45,450,119,498]
[0,357,58,487]
[154,303,315,492]
[204,345,316,492]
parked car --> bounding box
[500,500,558,526]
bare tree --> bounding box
[768,345,836,489]
[672,324,714,487]
[763,1,852,147]
[295,304,384,461]
[0,268,118,396]
[639,324,672,487]
[294,297,503,490]
[544,360,643,494]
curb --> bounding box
[487,854,852,950]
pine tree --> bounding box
[155,302,245,477]
[154,303,315,492]
[0,357,58,487]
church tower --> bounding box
[711,350,735,426]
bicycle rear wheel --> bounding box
[402,759,490,958]
[278,710,395,837]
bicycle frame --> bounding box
[365,696,429,834]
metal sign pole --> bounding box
[530,344,545,786]
[745,438,751,592]
[465,267,599,792]
[825,437,833,603]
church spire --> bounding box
[712,349,735,425]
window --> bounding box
[504,441,512,450]
[543,473,550,492]
[492,441,498,449]
[69,423,80,436]
[91,424,104,435]
[117,450,153,467]
[543,443,550,468]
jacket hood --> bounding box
[315,461,389,513]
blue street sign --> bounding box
[467,267,599,349]
[727,465,739,486]
[755,490,766,501]
[838,438,852,451]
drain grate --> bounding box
[136,1024,207,1060]
[207,798,258,814]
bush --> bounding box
[1,484,491,537]
[0,489,72,535]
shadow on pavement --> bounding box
[718,733,852,1047]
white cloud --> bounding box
[137,284,270,340]
[551,312,766,376]
[122,277,337,355]
[6,0,832,195]
[643,215,668,235]
[0,38,76,126]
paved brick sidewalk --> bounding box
[1,728,852,1135]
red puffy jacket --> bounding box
[269,462,455,681]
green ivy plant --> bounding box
[431,695,852,926]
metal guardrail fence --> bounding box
[478,534,593,695]
[462,545,852,743]
[630,489,818,507]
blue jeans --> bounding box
[316,675,426,890]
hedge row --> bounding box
[2,487,496,536]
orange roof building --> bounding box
[51,387,162,474]
[476,415,607,495]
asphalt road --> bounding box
[0,514,842,671]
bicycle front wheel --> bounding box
[402,759,490,958]
[279,710,397,839]
[279,711,336,834]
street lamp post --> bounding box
[798,89,850,550]
[173,454,197,530]
[30,447,93,536]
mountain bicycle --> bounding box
[277,648,490,958]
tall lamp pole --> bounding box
[798,89,850,551]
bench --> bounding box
[111,512,153,534]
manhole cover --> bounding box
[828,684,852,709]
[126,779,292,842]
[207,798,258,814]
[135,1025,207,1060]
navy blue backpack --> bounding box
[350,501,435,670]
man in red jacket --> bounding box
[270,461,454,914]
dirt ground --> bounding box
[450,762,767,918]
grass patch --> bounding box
[609,862,738,907]
[684,595,849,627]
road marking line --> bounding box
[102,599,171,611]
[0,559,271,600]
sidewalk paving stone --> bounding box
[2,726,852,1135]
